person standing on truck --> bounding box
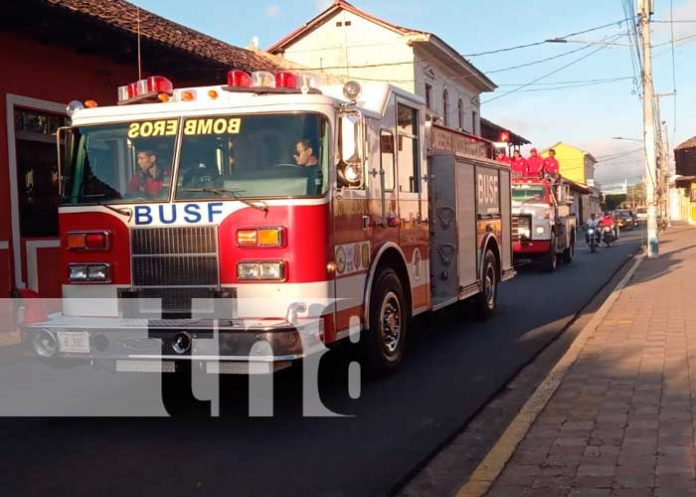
[544,148,560,179]
[511,149,527,177]
[526,148,545,178]
[128,150,167,198]
[496,150,511,165]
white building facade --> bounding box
[267,0,495,135]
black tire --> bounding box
[363,268,409,376]
[475,250,498,320]
[542,231,558,272]
[562,233,575,264]
[590,238,597,253]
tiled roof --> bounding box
[45,0,278,72]
[676,136,696,150]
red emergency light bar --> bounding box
[224,70,302,92]
[118,76,174,104]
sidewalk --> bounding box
[480,226,696,497]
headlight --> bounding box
[69,265,89,282]
[237,261,285,281]
[87,264,110,282]
[535,226,546,235]
[69,263,111,283]
[518,227,531,238]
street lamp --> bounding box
[612,136,643,142]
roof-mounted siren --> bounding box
[342,80,362,103]
[117,76,174,105]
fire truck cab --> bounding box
[511,175,576,271]
[23,72,514,375]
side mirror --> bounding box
[337,111,363,188]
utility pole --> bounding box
[639,0,659,257]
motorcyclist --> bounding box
[600,211,618,238]
[585,213,601,245]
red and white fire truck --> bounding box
[24,71,515,375]
[511,175,576,271]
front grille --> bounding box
[512,215,520,242]
[130,226,219,314]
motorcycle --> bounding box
[601,225,615,247]
[586,227,599,253]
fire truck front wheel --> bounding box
[542,231,558,272]
[364,267,409,375]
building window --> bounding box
[458,99,464,130]
[13,108,68,237]
[472,111,478,135]
[344,20,352,26]
[336,21,343,26]
[442,89,449,127]
[397,104,420,193]
[425,84,432,109]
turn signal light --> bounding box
[66,231,110,251]
[236,228,284,247]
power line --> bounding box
[461,16,635,57]
[497,76,633,86]
[482,34,623,104]
[484,43,594,74]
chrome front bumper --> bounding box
[22,314,324,370]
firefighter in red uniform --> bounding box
[510,149,527,177]
[526,148,545,178]
[128,150,167,197]
[495,150,511,165]
[544,148,560,178]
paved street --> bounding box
[0,231,641,497]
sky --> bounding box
[132,0,696,188]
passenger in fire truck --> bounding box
[511,149,527,177]
[128,150,167,198]
[544,148,560,182]
[293,138,322,194]
[526,148,545,178]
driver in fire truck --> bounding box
[128,150,167,197]
[293,138,322,194]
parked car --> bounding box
[614,209,638,230]
[635,207,647,223]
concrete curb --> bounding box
[454,253,645,497]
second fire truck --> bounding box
[512,174,577,271]
[23,71,515,375]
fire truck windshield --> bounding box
[511,184,547,203]
[175,113,328,200]
[62,121,176,205]
[61,113,328,205]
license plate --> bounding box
[58,331,90,354]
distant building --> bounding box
[541,142,600,222]
[674,136,696,223]
[542,142,597,186]
[268,0,496,135]
[479,118,531,149]
[0,0,277,298]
